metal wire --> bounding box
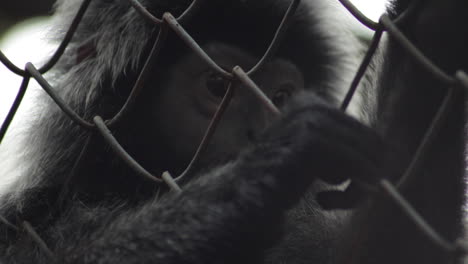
[127,0,202,25]
[163,12,233,79]
[162,172,182,193]
[55,135,93,210]
[176,82,234,182]
[22,221,55,260]
[0,215,18,231]
[26,63,94,129]
[0,0,467,259]
[379,179,459,253]
[396,88,455,189]
[0,74,30,143]
[0,0,91,76]
[233,66,281,116]
[247,0,301,75]
[106,24,169,128]
[93,116,163,183]
[379,15,456,85]
[337,0,380,30]
[341,27,383,111]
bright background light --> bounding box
[0,17,55,127]
[349,0,388,21]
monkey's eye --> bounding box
[272,89,292,108]
[206,72,228,98]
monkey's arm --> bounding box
[2,94,381,264]
[58,95,379,264]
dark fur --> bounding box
[0,0,466,263]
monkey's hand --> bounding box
[56,94,384,264]
[249,92,385,210]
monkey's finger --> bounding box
[316,181,374,210]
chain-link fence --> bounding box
[0,0,467,260]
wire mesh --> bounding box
[0,0,467,259]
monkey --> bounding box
[0,0,466,263]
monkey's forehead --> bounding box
[143,0,338,81]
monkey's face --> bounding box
[147,42,304,175]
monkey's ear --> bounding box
[76,42,96,63]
